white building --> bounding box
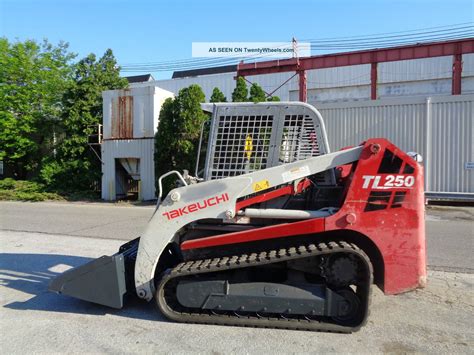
[101,85,173,201]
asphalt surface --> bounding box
[1,201,472,272]
[0,201,153,241]
[1,230,473,353]
[0,201,473,353]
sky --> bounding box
[1,0,473,79]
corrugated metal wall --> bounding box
[101,139,156,201]
[116,55,473,199]
[428,96,473,194]
[149,54,474,102]
[111,95,134,139]
[316,94,474,196]
[102,86,173,139]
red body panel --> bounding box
[181,139,427,295]
[325,139,426,294]
[181,218,325,250]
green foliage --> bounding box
[0,178,16,190]
[155,85,208,194]
[231,79,273,103]
[0,38,75,178]
[0,177,99,201]
[210,87,227,103]
[0,38,126,193]
[41,49,128,191]
[249,83,267,103]
[231,77,248,102]
[0,178,65,201]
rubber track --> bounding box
[156,241,373,333]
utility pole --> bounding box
[293,37,307,102]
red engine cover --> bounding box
[325,138,426,294]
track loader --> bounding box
[50,102,426,332]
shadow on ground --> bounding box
[0,253,162,322]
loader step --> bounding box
[156,241,372,333]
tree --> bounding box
[155,84,208,194]
[40,49,128,190]
[0,38,75,178]
[249,83,267,103]
[267,96,281,102]
[210,87,227,103]
[154,98,176,186]
[231,76,248,102]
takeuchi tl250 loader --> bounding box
[50,102,426,332]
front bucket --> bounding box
[49,254,127,309]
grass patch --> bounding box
[0,178,99,202]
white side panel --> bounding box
[379,56,453,83]
[304,65,371,90]
[462,53,474,77]
[316,97,427,157]
[290,85,370,102]
[378,79,452,98]
[314,94,474,195]
[132,87,149,138]
[101,86,173,140]
[101,139,155,201]
[152,86,175,134]
[102,90,114,139]
[462,77,474,94]
[155,72,236,102]
[428,95,474,194]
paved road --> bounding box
[1,201,472,272]
[0,201,153,241]
[1,230,472,353]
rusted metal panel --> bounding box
[102,86,173,139]
[111,96,134,139]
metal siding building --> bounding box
[137,53,473,198]
[428,96,473,194]
[101,139,156,200]
[101,86,174,200]
[316,95,474,196]
[117,47,473,200]
[151,54,474,103]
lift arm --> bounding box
[134,145,363,301]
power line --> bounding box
[300,23,474,42]
[120,23,474,73]
[122,23,473,66]
[121,27,473,70]
[310,30,473,46]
